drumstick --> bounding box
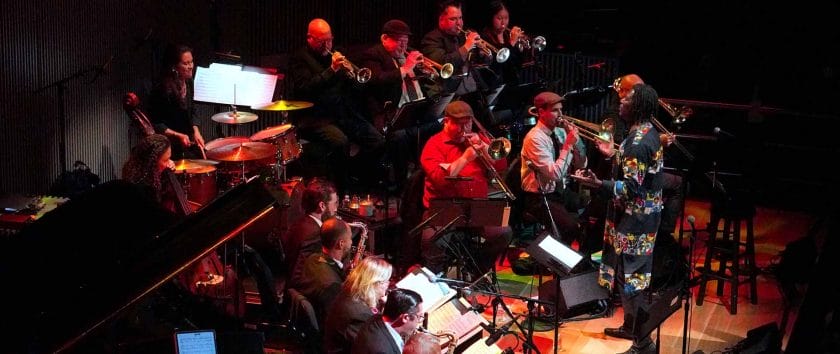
[200,145,207,159]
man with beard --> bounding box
[291,217,353,324]
[283,178,339,278]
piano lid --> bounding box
[1,178,277,353]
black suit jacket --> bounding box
[324,290,374,354]
[293,252,346,324]
[351,315,401,354]
[284,215,322,278]
[358,44,405,131]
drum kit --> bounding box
[176,99,312,208]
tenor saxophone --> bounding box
[346,221,368,271]
[415,326,458,354]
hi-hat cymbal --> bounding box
[251,100,313,111]
[173,159,219,171]
[206,142,277,162]
[211,111,258,124]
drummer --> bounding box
[147,44,206,160]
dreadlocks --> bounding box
[625,83,659,126]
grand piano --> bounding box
[0,178,278,353]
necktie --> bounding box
[550,131,561,159]
[396,57,420,102]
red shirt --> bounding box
[420,131,506,208]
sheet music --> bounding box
[428,297,487,341]
[396,268,456,312]
[194,64,277,106]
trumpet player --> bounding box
[418,101,512,275]
[520,92,588,248]
[480,1,527,87]
[289,18,384,192]
[352,288,424,354]
[420,0,492,97]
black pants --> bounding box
[524,191,583,248]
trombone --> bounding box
[658,98,693,124]
[503,27,547,52]
[527,106,619,149]
[463,115,515,200]
[328,49,372,83]
[460,29,510,63]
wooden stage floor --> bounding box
[475,198,815,354]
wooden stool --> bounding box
[695,195,758,314]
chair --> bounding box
[285,288,321,353]
[695,191,758,315]
[499,156,544,265]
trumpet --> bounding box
[460,29,510,63]
[328,49,372,83]
[413,326,457,354]
[504,27,547,52]
[527,106,619,149]
[418,55,455,79]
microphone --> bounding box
[485,316,518,346]
[713,127,736,139]
[686,215,696,231]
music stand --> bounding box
[427,197,510,282]
[386,98,434,133]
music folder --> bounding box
[396,267,487,350]
[427,198,510,228]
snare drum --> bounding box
[250,124,302,164]
[205,136,251,151]
[178,166,218,206]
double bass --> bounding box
[123,92,245,318]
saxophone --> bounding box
[414,326,458,354]
[346,221,368,271]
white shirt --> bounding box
[521,121,587,194]
[383,318,405,351]
[307,213,323,227]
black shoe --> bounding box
[604,326,634,340]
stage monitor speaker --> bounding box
[631,284,683,340]
[735,322,781,354]
[538,269,609,319]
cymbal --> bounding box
[173,159,219,171]
[206,142,277,162]
[205,136,251,150]
[251,100,313,111]
[250,123,294,141]
[211,111,258,124]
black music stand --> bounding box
[427,197,510,282]
[386,98,434,133]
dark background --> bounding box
[1,0,837,211]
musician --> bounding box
[420,0,491,98]
[351,288,424,354]
[284,177,338,278]
[289,18,384,191]
[573,84,664,354]
[520,92,587,248]
[358,19,442,190]
[147,44,205,160]
[121,134,178,209]
[324,257,393,354]
[291,217,353,324]
[419,101,511,275]
[600,74,683,241]
[480,0,527,87]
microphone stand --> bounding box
[681,218,699,354]
[451,284,549,354]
